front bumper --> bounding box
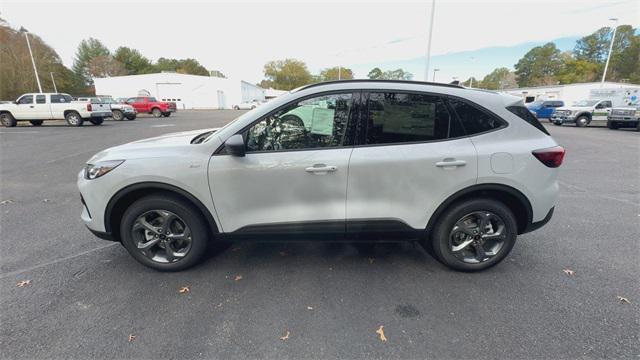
[608,116,639,123]
[551,115,575,123]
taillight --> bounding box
[532,146,565,168]
[87,103,92,111]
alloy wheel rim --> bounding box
[131,210,192,263]
[448,211,507,264]
[68,114,79,124]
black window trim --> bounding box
[213,89,361,155]
[445,94,509,138]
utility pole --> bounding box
[601,18,619,87]
[338,66,341,80]
[469,56,476,88]
[20,27,43,93]
[50,72,58,93]
[425,0,436,81]
[432,68,440,82]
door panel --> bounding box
[210,149,352,232]
[346,139,477,230]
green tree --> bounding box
[606,25,639,81]
[514,42,563,87]
[574,27,611,63]
[262,59,312,90]
[480,67,517,90]
[367,67,383,79]
[556,52,601,84]
[73,38,123,84]
[319,66,354,81]
[113,47,154,75]
[154,57,209,76]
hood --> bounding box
[87,128,218,163]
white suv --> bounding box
[78,80,564,272]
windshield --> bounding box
[574,100,599,107]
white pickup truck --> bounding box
[550,99,612,127]
[0,93,112,127]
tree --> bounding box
[514,42,563,87]
[262,59,312,90]
[73,38,123,84]
[574,27,612,63]
[367,67,383,79]
[319,66,353,81]
[556,53,601,84]
[606,25,639,82]
[480,67,517,90]
[113,47,153,75]
[154,57,209,76]
[461,77,480,88]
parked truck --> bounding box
[126,96,176,117]
[550,99,612,127]
[607,106,640,131]
[0,93,112,127]
[81,96,137,121]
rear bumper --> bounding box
[522,207,554,234]
[90,111,112,118]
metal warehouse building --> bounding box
[93,73,265,110]
[502,82,640,107]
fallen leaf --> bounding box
[563,269,575,276]
[0,199,14,205]
[376,325,387,342]
[178,286,190,294]
[234,275,243,281]
[307,306,313,310]
[617,296,631,304]
[368,258,375,264]
[128,334,136,342]
[16,280,31,287]
[280,330,290,341]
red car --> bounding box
[126,97,176,118]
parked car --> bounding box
[526,100,564,119]
[233,100,261,110]
[551,99,612,127]
[126,97,176,117]
[607,106,640,131]
[78,80,563,272]
[0,93,112,127]
[96,97,137,121]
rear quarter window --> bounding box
[448,98,505,135]
[507,105,549,135]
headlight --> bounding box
[84,160,124,180]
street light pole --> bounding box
[338,66,341,80]
[469,56,476,88]
[432,68,440,82]
[50,72,58,93]
[425,0,436,81]
[601,18,619,87]
[21,28,43,93]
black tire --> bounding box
[65,111,84,126]
[250,105,256,109]
[89,117,104,125]
[430,198,518,272]
[120,194,210,271]
[112,110,124,121]
[30,120,44,126]
[152,108,162,118]
[163,112,171,117]
[636,121,640,132]
[553,120,562,126]
[233,105,240,110]
[575,115,589,128]
[607,120,618,130]
[125,114,136,121]
[0,112,17,127]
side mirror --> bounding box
[225,134,246,157]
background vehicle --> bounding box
[126,97,176,117]
[551,99,612,127]
[607,106,640,131]
[527,100,564,119]
[0,93,112,127]
[97,96,137,121]
[233,100,261,110]
[78,80,563,273]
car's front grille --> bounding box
[612,109,633,116]
[555,110,570,116]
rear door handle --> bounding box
[435,159,467,168]
[305,164,337,173]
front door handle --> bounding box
[305,164,337,173]
[435,159,467,168]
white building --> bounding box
[502,82,640,107]
[94,73,265,110]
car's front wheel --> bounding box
[575,115,589,127]
[152,108,162,118]
[553,120,562,126]
[112,110,124,121]
[120,195,209,271]
[429,198,517,272]
[0,113,17,127]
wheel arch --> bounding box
[425,183,533,237]
[104,182,219,241]
[63,109,80,117]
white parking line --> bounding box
[150,124,175,128]
[0,131,41,134]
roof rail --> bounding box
[295,79,464,92]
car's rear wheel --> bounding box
[1,113,17,127]
[163,112,171,117]
[607,120,618,129]
[120,195,209,271]
[575,116,589,127]
[30,120,43,126]
[89,117,104,125]
[233,105,240,110]
[65,112,83,126]
[430,198,517,272]
[152,108,162,118]
[126,114,136,121]
[112,110,124,121]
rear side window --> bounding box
[363,92,455,144]
[507,105,550,135]
[448,99,504,135]
[51,94,72,103]
[36,95,46,104]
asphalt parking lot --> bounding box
[1,111,638,359]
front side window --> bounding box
[448,98,504,135]
[244,93,353,152]
[17,95,33,104]
[148,97,157,102]
[36,95,46,104]
[363,92,457,144]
